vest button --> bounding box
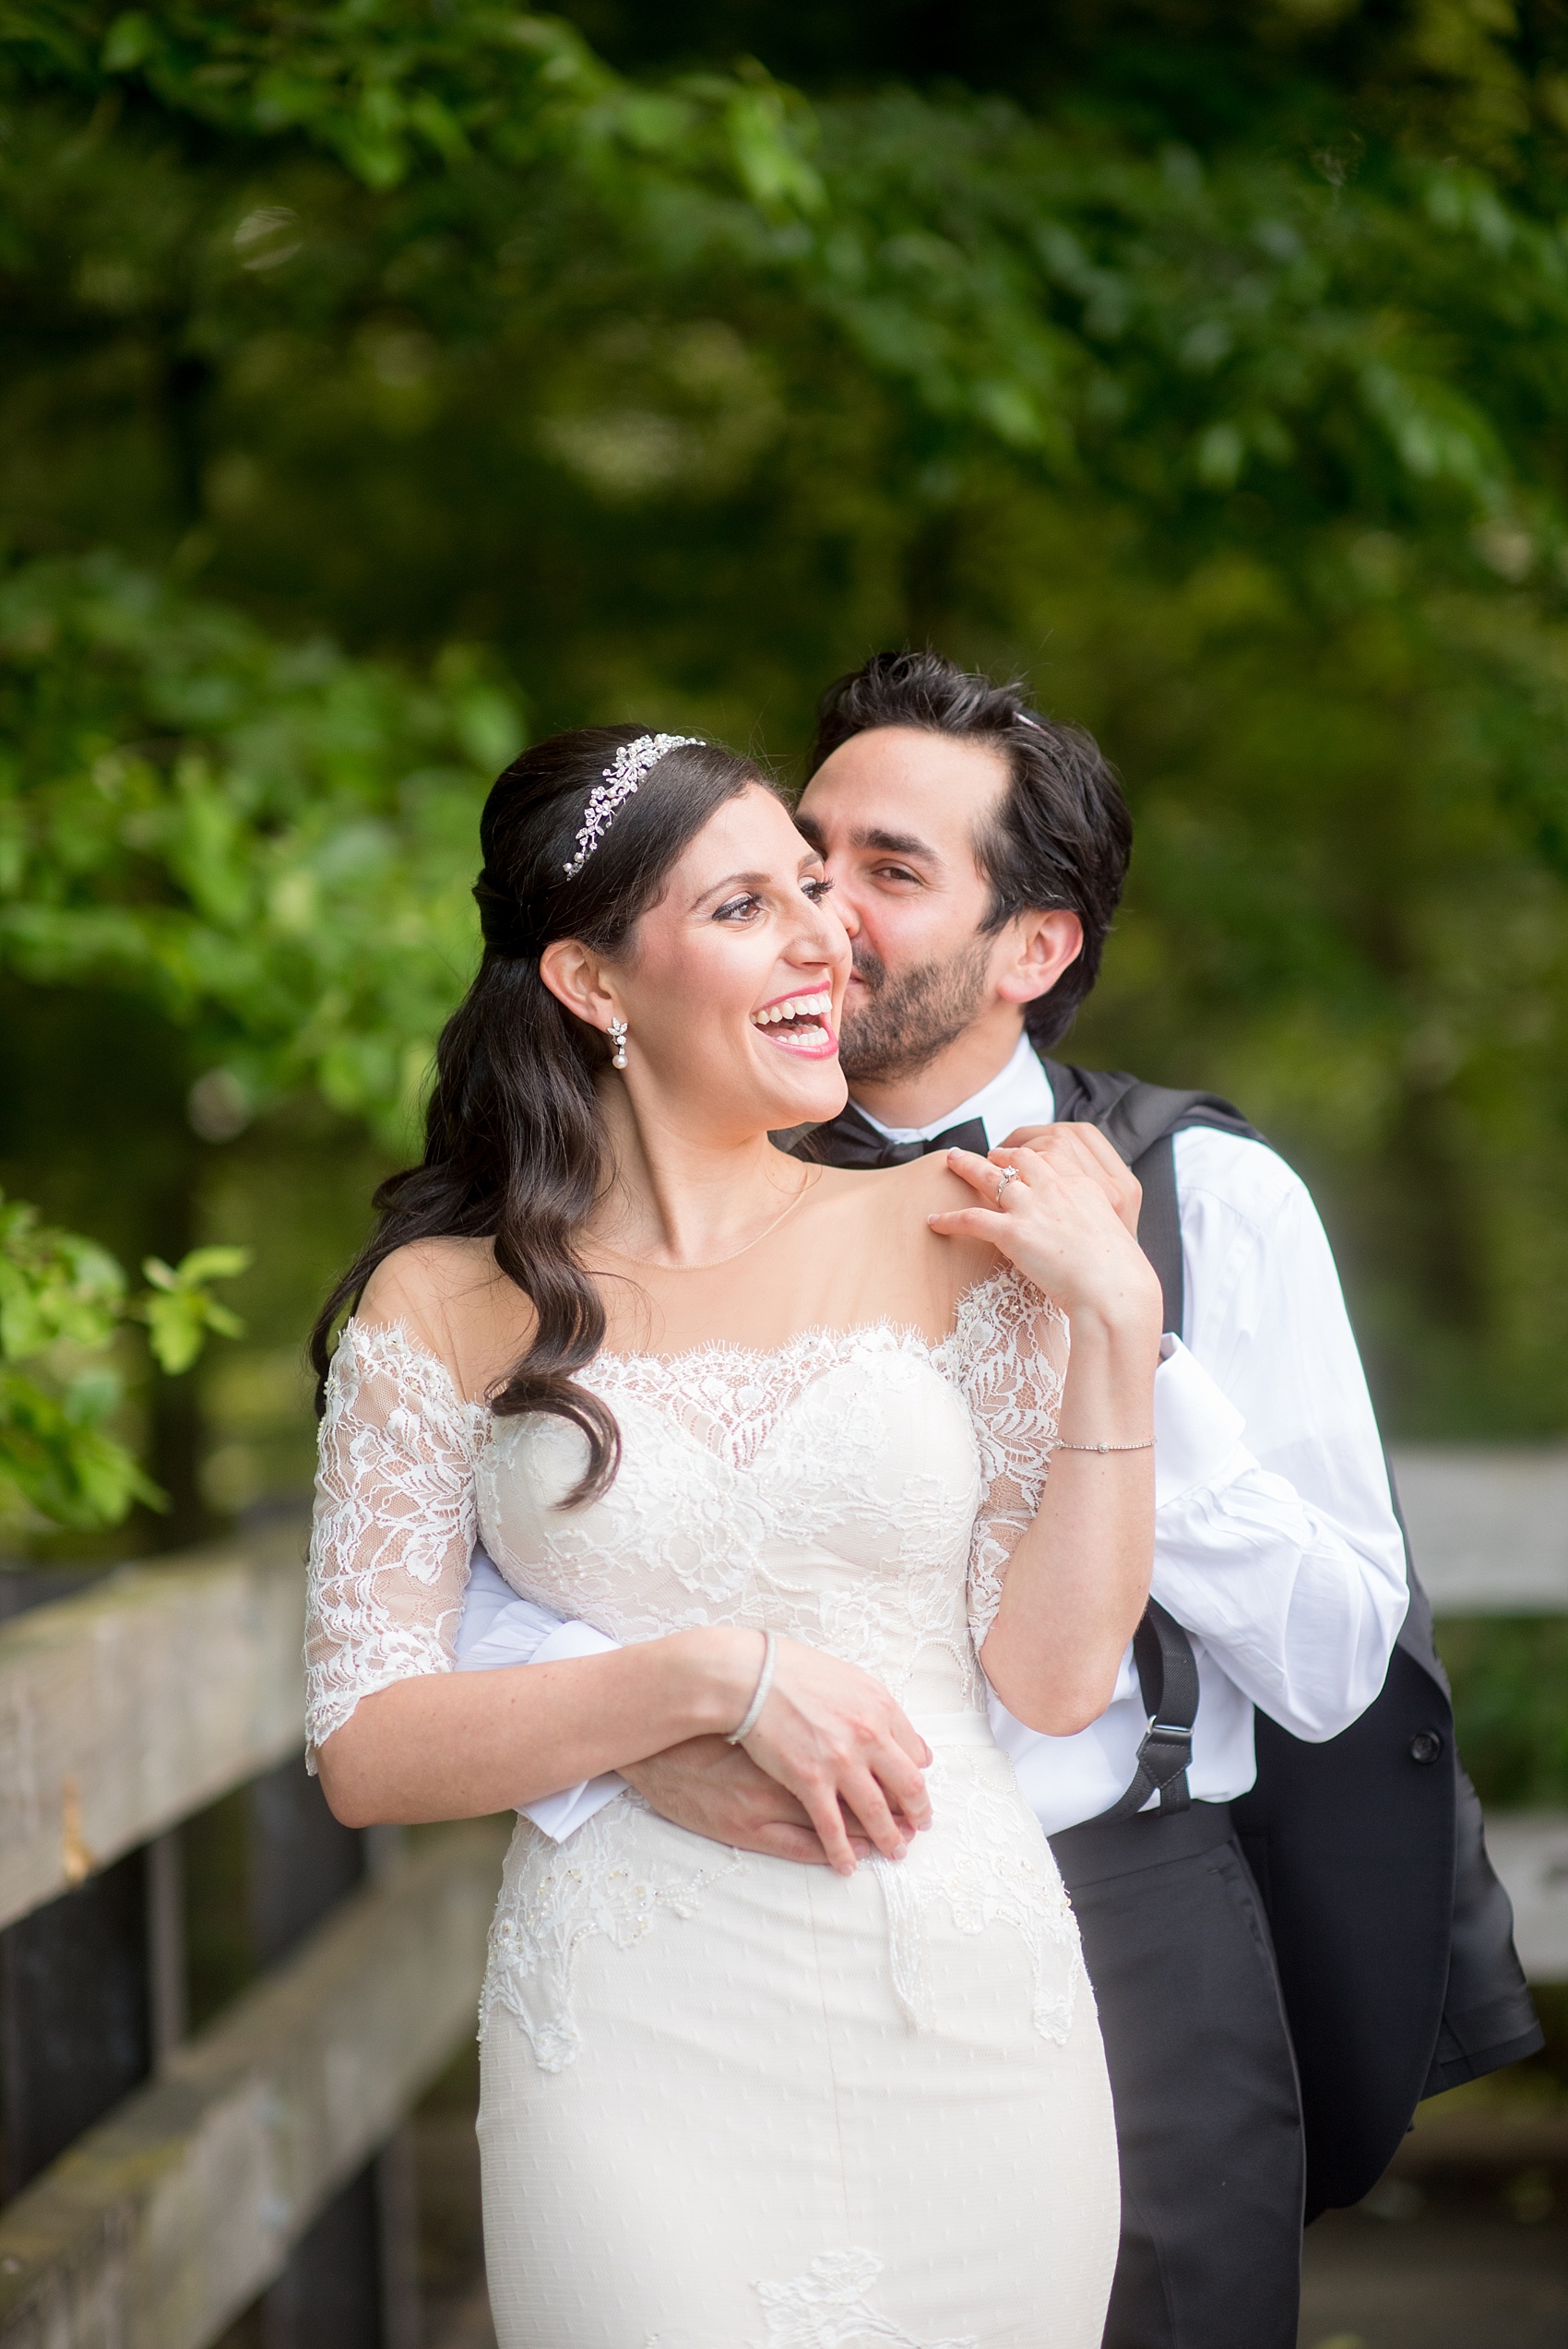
[1409,1729,1444,1766]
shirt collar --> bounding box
[852,1030,1056,1150]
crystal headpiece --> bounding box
[563,733,705,879]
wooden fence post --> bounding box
[0,1846,152,2198]
[244,1761,419,2347]
[147,1828,187,2071]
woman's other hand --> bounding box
[929,1142,1162,1343]
[708,1632,932,1877]
[994,1121,1143,1240]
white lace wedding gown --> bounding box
[306,1266,1119,2348]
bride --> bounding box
[305,727,1161,2347]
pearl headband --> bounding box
[563,732,706,878]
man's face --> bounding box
[795,727,1015,1085]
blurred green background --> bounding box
[2,3,1567,1821]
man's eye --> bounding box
[874,864,920,885]
[714,894,762,922]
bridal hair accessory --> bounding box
[562,733,706,879]
[726,1629,778,1744]
[607,1016,628,1070]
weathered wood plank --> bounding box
[0,1525,308,1933]
[1483,1812,1568,1985]
[1392,1444,1568,1616]
[0,1821,509,2349]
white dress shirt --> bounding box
[456,1030,1409,1840]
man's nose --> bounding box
[824,865,861,934]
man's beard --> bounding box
[837,936,995,1086]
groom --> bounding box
[456,650,1537,2348]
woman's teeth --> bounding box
[749,991,835,1050]
[750,992,832,1028]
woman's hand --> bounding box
[929,1143,1163,1341]
[996,1121,1143,1240]
[722,1633,932,1878]
[928,1141,1161,1736]
[622,1738,877,1867]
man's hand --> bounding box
[998,1121,1142,1238]
[622,1738,875,1866]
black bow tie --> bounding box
[794,1103,990,1170]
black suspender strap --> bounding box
[1097,1598,1201,1821]
[1039,1061,1256,1824]
[1131,1132,1182,1340]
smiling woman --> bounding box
[301,719,1160,2346]
[308,726,831,1496]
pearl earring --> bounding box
[608,1017,628,1070]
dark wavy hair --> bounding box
[310,726,768,1503]
[811,649,1132,1049]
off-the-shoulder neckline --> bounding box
[338,1262,1046,1411]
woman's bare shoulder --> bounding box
[357,1238,530,1394]
[358,1236,495,1327]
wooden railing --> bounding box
[0,1524,307,1933]
[0,1521,507,2349]
[1393,1445,1568,1617]
[0,1824,504,2349]
[0,1447,1564,2347]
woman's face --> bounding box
[600,784,851,1135]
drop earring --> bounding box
[608,1017,628,1070]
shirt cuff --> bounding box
[453,1548,563,1668]
[518,1618,627,1842]
[1153,1335,1251,1510]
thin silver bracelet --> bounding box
[726,1630,778,1744]
[1053,1438,1155,1454]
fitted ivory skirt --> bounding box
[476,1734,1119,2349]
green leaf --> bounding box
[167,1245,252,1286]
[138,1291,209,1375]
[0,1366,164,1531]
[0,1192,127,1361]
[134,1244,250,1373]
[101,13,154,75]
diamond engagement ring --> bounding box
[994,1166,1020,1201]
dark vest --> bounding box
[802,1056,1541,2218]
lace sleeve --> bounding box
[304,1317,485,1757]
[948,1267,1068,1647]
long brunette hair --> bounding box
[310,726,766,1501]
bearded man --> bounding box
[449,650,1537,2349]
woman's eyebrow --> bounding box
[689,868,772,906]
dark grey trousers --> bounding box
[1049,1800,1305,2349]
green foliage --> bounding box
[1,0,1567,1445]
[0,1192,125,1357]
[0,1192,247,1527]
[137,1244,248,1373]
[0,552,517,1143]
[1,0,823,205]
[1441,1615,1568,1809]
